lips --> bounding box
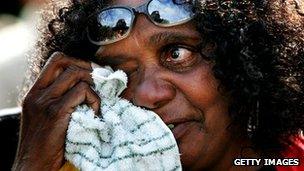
[165,119,199,140]
[172,121,198,140]
[162,110,204,140]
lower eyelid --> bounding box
[162,53,201,72]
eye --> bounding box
[166,47,192,62]
[161,45,200,72]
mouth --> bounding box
[166,120,200,140]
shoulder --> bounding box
[0,107,20,170]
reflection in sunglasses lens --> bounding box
[148,0,193,25]
[88,0,194,45]
[89,8,132,43]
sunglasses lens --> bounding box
[148,0,194,25]
[88,8,132,44]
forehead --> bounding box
[111,0,147,7]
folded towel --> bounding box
[64,66,182,171]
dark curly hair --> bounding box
[21,0,304,157]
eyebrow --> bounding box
[149,31,200,45]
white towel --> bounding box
[65,66,182,171]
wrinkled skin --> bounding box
[12,0,259,170]
[13,53,101,170]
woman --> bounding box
[6,0,304,170]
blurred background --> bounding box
[0,0,49,113]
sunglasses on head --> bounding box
[87,0,195,45]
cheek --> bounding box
[175,63,226,114]
[182,64,230,129]
[174,63,232,168]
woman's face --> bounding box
[94,0,239,170]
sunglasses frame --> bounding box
[87,0,195,45]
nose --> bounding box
[119,14,176,109]
[133,73,176,109]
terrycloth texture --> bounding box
[65,66,182,171]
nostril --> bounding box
[131,97,137,105]
[131,96,167,110]
[154,100,170,109]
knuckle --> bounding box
[77,82,90,90]
[66,65,80,74]
[78,70,91,82]
[65,66,83,81]
[45,52,73,70]
[49,52,65,63]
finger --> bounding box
[46,65,94,98]
[59,82,101,116]
[33,52,92,90]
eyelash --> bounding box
[160,44,201,72]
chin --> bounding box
[176,123,207,170]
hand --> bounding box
[12,52,100,171]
